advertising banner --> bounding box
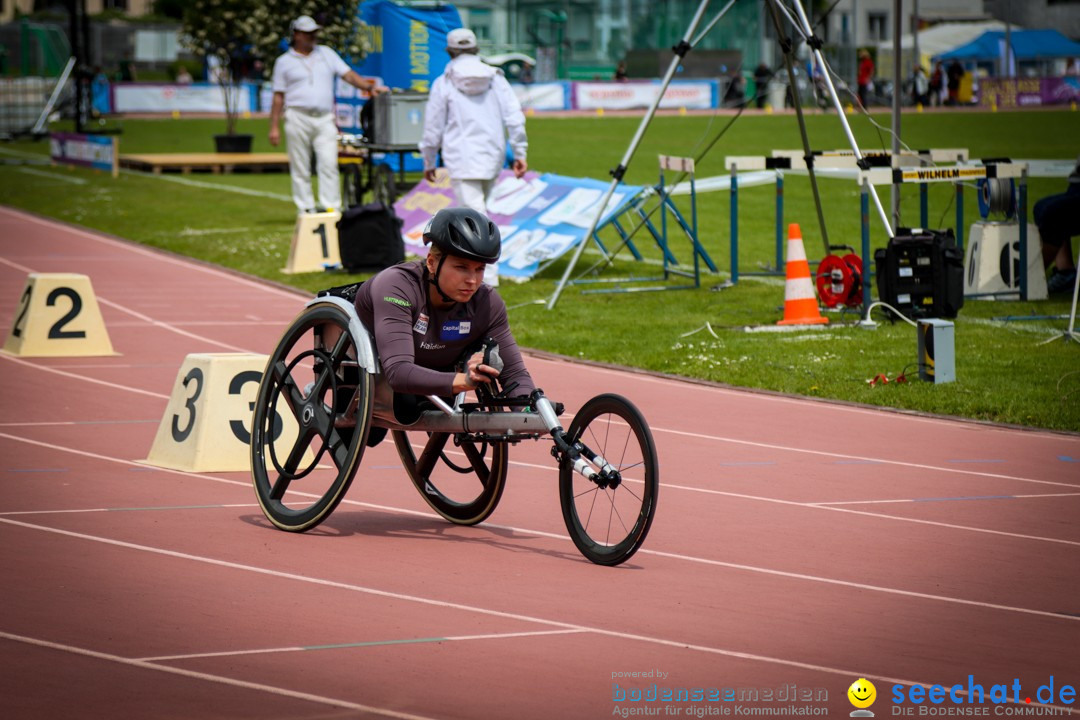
[351,0,460,93]
[574,80,716,110]
[514,82,571,111]
[977,76,1080,108]
[50,132,118,177]
[112,82,258,114]
[394,170,644,281]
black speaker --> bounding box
[874,228,964,319]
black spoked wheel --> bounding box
[371,163,398,207]
[393,429,508,526]
[251,302,373,532]
[559,394,658,566]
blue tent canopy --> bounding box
[938,30,1080,61]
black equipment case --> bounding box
[873,228,964,319]
[337,202,405,272]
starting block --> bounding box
[144,353,307,472]
[2,273,116,357]
[964,221,1048,300]
[282,211,342,274]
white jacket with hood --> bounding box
[419,53,527,181]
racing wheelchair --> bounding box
[249,287,659,566]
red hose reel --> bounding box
[815,252,864,308]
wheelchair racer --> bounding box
[354,207,536,421]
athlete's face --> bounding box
[428,251,486,305]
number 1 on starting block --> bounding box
[282,211,341,274]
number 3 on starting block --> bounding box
[2,273,116,357]
[144,353,309,473]
[282,211,341,274]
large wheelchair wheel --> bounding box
[559,394,658,566]
[251,302,373,532]
[392,429,508,526]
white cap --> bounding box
[446,28,477,50]
[292,15,320,33]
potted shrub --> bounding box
[181,0,369,153]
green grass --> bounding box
[1,110,1078,432]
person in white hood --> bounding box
[419,28,529,286]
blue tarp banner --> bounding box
[394,170,645,281]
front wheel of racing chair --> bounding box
[251,296,375,532]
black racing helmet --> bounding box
[422,207,501,264]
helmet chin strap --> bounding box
[427,254,457,304]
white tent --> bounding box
[877,20,1012,79]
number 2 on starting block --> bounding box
[2,273,116,357]
[282,211,341,274]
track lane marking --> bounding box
[137,629,587,662]
[526,355,1079,440]
[653,425,1080,490]
[0,630,440,720]
[0,434,1077,623]
[2,428,1078,558]
[0,354,170,400]
[0,206,307,302]
[1,519,1076,713]
[0,343,1070,494]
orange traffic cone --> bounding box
[778,223,829,326]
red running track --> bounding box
[1,206,1078,720]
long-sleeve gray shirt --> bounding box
[355,260,535,397]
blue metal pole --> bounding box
[660,167,668,278]
[776,173,784,273]
[1019,170,1028,301]
[862,179,871,316]
[691,170,700,288]
[920,183,928,228]
[730,167,739,284]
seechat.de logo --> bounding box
[849,678,879,718]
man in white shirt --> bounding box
[419,28,528,285]
[269,15,378,214]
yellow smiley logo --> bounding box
[848,678,877,709]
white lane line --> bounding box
[653,425,1080,490]
[119,168,293,203]
[0,254,36,274]
[0,631,440,720]
[16,167,88,184]
[0,432,1076,622]
[137,629,587,662]
[0,206,308,302]
[813,492,1080,506]
[657,482,1080,548]
[1,335,1067,495]
[178,227,259,236]
[0,353,170,400]
[1,517,1077,711]
[93,296,250,352]
[525,355,1077,440]
[2,426,1078,553]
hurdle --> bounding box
[724,148,972,283]
[570,154,718,294]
